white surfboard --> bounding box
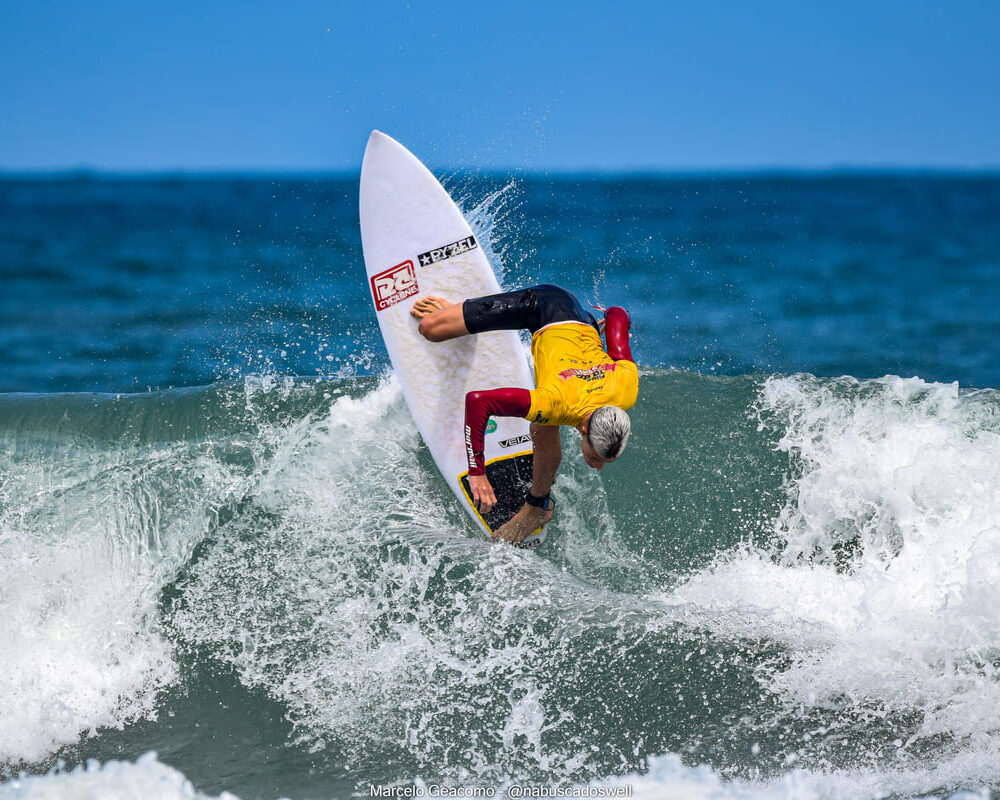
[359,130,546,547]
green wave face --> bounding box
[2,372,1000,798]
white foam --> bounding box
[590,752,989,800]
[0,752,244,799]
[0,392,265,763]
[653,375,1000,793]
[0,463,175,763]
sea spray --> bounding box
[164,376,753,787]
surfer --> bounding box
[410,284,638,544]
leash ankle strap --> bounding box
[525,491,552,510]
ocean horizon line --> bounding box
[3,164,1000,181]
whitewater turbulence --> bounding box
[0,393,253,763]
[658,374,1000,793]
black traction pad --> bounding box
[459,452,535,533]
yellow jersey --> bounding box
[526,322,639,426]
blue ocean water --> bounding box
[1,173,998,393]
[1,172,999,800]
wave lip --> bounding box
[0,470,178,763]
[0,382,278,765]
[657,374,1000,791]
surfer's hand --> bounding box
[469,474,496,514]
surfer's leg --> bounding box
[414,286,538,341]
[411,297,470,342]
[463,286,597,335]
[462,288,541,334]
[494,423,558,544]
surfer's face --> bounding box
[581,433,615,470]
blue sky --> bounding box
[1,0,998,171]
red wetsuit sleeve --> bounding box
[464,387,532,476]
[604,306,633,363]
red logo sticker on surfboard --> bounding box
[370,260,418,310]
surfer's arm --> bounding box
[603,306,633,363]
[464,388,531,516]
[464,388,532,476]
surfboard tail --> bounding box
[458,451,547,548]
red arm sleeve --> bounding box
[464,387,531,476]
[604,306,633,363]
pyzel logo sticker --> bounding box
[418,235,478,267]
[498,434,532,449]
[370,261,418,310]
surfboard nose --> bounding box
[366,130,394,150]
[363,130,401,169]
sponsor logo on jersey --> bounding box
[559,363,615,382]
[417,235,478,267]
[498,434,532,449]
[370,261,418,310]
[486,419,498,434]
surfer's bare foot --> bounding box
[410,295,453,319]
[494,503,554,545]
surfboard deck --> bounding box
[359,130,546,548]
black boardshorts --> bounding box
[462,284,599,336]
